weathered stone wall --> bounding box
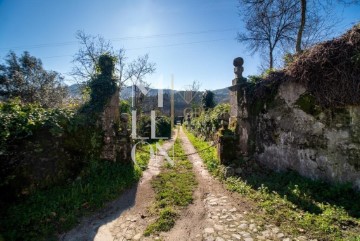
[100,89,132,162]
[229,59,360,190]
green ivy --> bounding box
[187,103,230,140]
[0,98,74,155]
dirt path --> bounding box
[60,130,178,241]
[160,127,310,241]
[61,127,311,241]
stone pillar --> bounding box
[228,57,251,157]
[216,112,236,165]
[118,113,132,162]
[100,91,132,163]
[100,87,120,162]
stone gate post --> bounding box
[228,57,251,157]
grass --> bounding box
[135,140,164,170]
[183,127,219,174]
[144,137,197,236]
[184,127,360,241]
[0,143,157,241]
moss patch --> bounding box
[295,93,322,116]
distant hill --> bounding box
[212,87,230,103]
[67,84,230,116]
[69,84,230,103]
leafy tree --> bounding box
[201,90,216,110]
[0,51,68,107]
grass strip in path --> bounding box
[144,137,197,236]
[183,127,360,241]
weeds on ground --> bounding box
[144,138,197,236]
[0,140,159,241]
[184,127,360,241]
[135,140,164,170]
[183,128,219,174]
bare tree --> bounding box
[72,31,155,91]
[295,0,343,52]
[72,31,114,81]
[296,0,306,52]
[237,0,300,69]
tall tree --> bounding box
[72,31,155,90]
[237,0,300,69]
[201,90,216,110]
[296,0,359,52]
[296,0,307,52]
[0,51,67,107]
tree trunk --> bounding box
[269,48,274,69]
[296,0,307,53]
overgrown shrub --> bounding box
[135,112,171,140]
[187,103,230,140]
[285,24,360,107]
[0,99,105,205]
[0,100,74,201]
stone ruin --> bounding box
[97,56,131,163]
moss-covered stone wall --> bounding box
[232,80,360,190]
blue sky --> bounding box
[0,0,359,90]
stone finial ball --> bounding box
[233,57,244,67]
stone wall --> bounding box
[229,58,360,190]
[100,88,132,163]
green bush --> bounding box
[0,99,105,204]
[136,113,171,141]
[187,103,230,140]
[119,99,131,114]
[0,98,74,154]
[0,100,78,200]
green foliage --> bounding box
[247,68,277,84]
[144,207,177,236]
[119,99,131,114]
[155,116,171,139]
[144,138,196,236]
[247,75,263,84]
[0,99,74,154]
[283,52,295,66]
[184,128,219,175]
[295,93,322,116]
[0,99,105,203]
[187,103,230,140]
[81,54,117,113]
[0,51,67,108]
[0,161,141,241]
[134,140,163,170]
[136,113,171,140]
[201,90,216,110]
